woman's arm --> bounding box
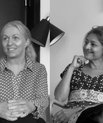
[33,64,49,120]
[54,55,86,102]
[54,65,75,102]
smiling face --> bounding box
[2,25,29,59]
[83,33,103,61]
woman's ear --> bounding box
[25,39,30,48]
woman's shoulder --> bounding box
[33,61,46,67]
[60,64,82,78]
[60,64,71,78]
[32,61,47,71]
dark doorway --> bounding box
[26,0,40,62]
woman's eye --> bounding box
[2,36,8,41]
[91,43,96,46]
[13,36,19,40]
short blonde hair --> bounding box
[1,20,32,41]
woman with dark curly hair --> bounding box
[54,26,103,123]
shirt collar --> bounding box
[0,56,7,71]
[0,56,34,72]
[24,55,34,72]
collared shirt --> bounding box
[0,56,48,121]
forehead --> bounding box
[86,33,98,39]
[2,25,24,36]
[86,33,100,43]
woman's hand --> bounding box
[0,102,18,121]
[53,107,82,123]
[8,99,35,118]
[71,55,88,68]
[18,100,36,118]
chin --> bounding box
[7,55,17,59]
[85,55,93,61]
[6,53,17,59]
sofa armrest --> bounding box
[50,99,67,116]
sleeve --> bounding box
[33,64,49,120]
[60,64,71,79]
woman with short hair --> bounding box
[0,20,48,123]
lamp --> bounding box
[50,24,65,46]
[31,17,65,47]
[31,18,50,47]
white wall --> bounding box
[40,0,50,94]
[50,0,103,99]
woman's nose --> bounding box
[7,38,13,45]
[85,43,91,49]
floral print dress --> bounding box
[61,65,103,123]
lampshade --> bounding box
[31,19,50,47]
[31,17,65,47]
[50,24,65,46]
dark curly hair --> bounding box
[84,26,103,45]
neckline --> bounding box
[77,66,103,79]
[81,70,103,79]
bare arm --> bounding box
[54,65,75,102]
[54,55,86,103]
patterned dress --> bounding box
[61,65,103,123]
[0,56,48,122]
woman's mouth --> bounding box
[85,50,94,54]
[7,48,16,52]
